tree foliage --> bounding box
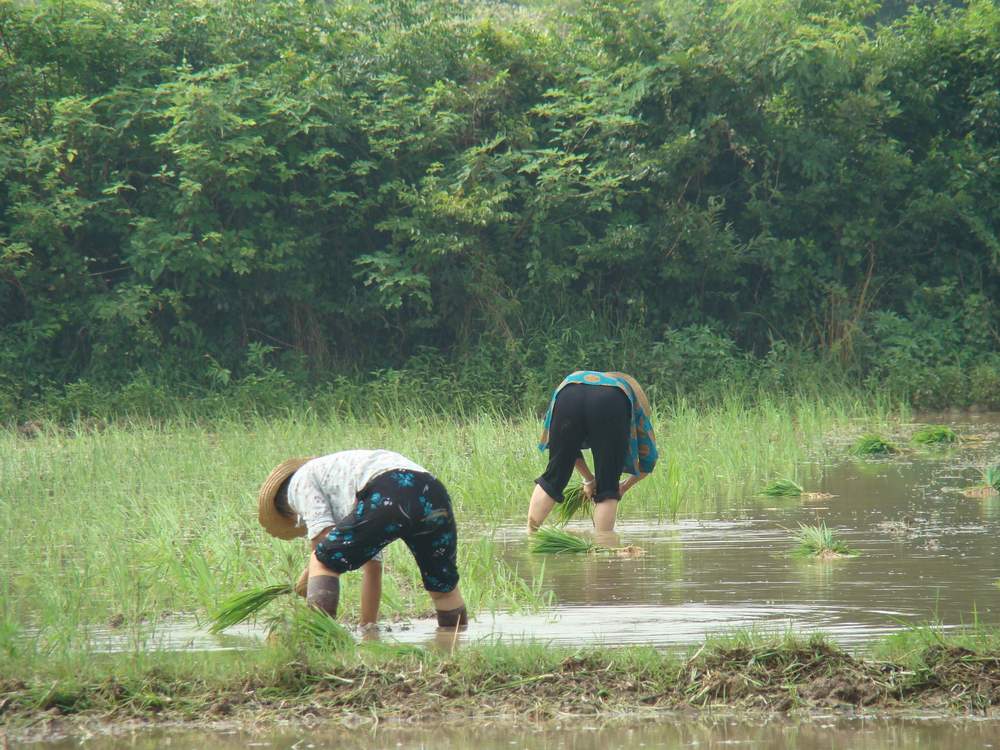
[1,0,998,415]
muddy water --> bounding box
[26,717,1000,749]
[68,416,1000,654]
[388,415,1000,650]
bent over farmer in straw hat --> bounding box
[258,450,468,629]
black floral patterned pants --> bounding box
[314,469,460,592]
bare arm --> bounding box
[360,559,382,625]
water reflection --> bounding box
[41,416,1000,655]
[387,414,1000,650]
[29,716,1000,750]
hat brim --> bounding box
[257,457,314,539]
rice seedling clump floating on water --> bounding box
[760,479,804,497]
[531,527,597,554]
[911,425,958,446]
[530,527,645,557]
[850,434,898,456]
[962,465,1000,498]
[790,522,858,560]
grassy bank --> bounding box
[0,394,899,658]
[4,628,1000,740]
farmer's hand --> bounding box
[583,479,595,500]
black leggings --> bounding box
[536,383,630,503]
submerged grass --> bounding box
[790,523,858,559]
[911,425,957,446]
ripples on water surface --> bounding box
[28,717,1000,750]
[70,415,1000,654]
[388,414,1000,650]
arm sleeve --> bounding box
[295,472,339,541]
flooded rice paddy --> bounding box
[75,415,1000,654]
[389,415,1000,650]
[27,716,1000,749]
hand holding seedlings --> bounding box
[257,450,468,633]
[530,371,658,533]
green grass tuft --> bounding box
[790,522,858,559]
[554,483,592,525]
[983,466,1000,491]
[851,434,898,456]
[290,605,355,651]
[760,478,803,497]
[530,527,597,555]
[209,584,292,634]
[911,425,957,446]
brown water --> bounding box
[24,716,1000,749]
[384,415,1000,650]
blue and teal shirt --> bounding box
[538,371,658,476]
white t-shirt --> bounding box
[287,450,428,553]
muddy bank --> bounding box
[5,639,1000,742]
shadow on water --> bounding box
[28,716,1000,749]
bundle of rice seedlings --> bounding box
[554,483,592,525]
[790,522,858,560]
[210,584,292,633]
[760,478,803,497]
[531,527,596,554]
[911,425,958,446]
[850,434,898,456]
[530,527,646,557]
[291,605,354,651]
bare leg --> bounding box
[593,499,618,532]
[528,483,557,532]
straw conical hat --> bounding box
[257,457,313,539]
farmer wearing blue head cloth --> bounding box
[528,371,658,532]
[257,450,467,630]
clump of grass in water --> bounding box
[760,478,803,497]
[911,425,957,446]
[554,483,592,525]
[790,522,858,560]
[851,434,898,456]
[963,466,1000,498]
[531,527,645,557]
[210,584,292,633]
[531,527,596,554]
[984,466,1000,492]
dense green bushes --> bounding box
[1,0,998,419]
